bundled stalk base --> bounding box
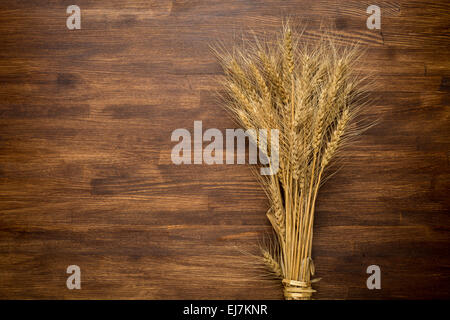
[283,279,316,300]
[216,23,366,300]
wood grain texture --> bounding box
[0,0,449,299]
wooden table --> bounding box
[0,0,449,299]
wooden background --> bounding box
[0,0,449,299]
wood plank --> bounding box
[0,0,449,299]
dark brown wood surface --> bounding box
[0,0,449,299]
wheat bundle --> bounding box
[216,23,368,300]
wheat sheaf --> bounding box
[215,23,369,300]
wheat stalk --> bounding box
[215,23,366,300]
